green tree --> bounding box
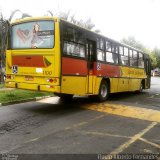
[9,10,31,22]
[150,52,157,69]
[152,48,160,68]
[121,36,145,51]
[0,9,32,84]
[46,9,99,32]
[0,12,9,83]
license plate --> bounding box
[25,76,34,81]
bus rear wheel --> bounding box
[139,82,143,93]
[98,80,109,102]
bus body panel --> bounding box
[61,57,88,95]
[91,74,100,94]
[6,18,61,93]
[92,62,147,93]
[61,76,87,95]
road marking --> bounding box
[90,114,105,121]
[65,121,88,130]
[148,95,154,98]
[143,149,153,154]
[107,122,157,156]
[2,114,105,154]
[149,138,160,142]
[24,137,40,143]
[1,137,40,154]
[78,130,131,139]
[65,115,105,130]
[139,138,160,149]
[83,103,160,122]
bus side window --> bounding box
[62,24,85,58]
[130,50,138,67]
[111,44,119,64]
[119,47,129,66]
[105,42,118,64]
[119,46,124,55]
[63,41,85,58]
[138,52,144,68]
[97,38,104,50]
[97,38,105,61]
[75,30,85,44]
[106,41,111,52]
[147,59,151,75]
[97,50,105,61]
[63,27,75,41]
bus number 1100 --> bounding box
[43,71,52,75]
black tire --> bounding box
[139,82,143,93]
[136,82,143,93]
[59,94,73,101]
[97,80,109,102]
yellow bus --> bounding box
[5,17,151,101]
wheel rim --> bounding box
[101,84,107,98]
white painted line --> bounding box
[79,130,131,139]
[139,137,160,149]
[107,122,157,156]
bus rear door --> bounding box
[145,57,151,89]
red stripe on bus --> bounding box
[94,62,121,77]
[62,57,88,76]
[12,55,46,67]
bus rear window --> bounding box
[11,20,54,49]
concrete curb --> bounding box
[0,96,53,106]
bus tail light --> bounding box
[6,75,14,79]
[46,85,54,89]
[6,75,11,79]
[46,78,58,83]
[46,78,53,83]
[52,78,57,83]
[50,85,54,88]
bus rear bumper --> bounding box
[5,81,60,93]
[5,81,16,88]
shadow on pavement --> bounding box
[22,91,148,116]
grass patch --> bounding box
[0,84,4,88]
[0,89,53,103]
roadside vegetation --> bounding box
[0,89,53,103]
[0,84,4,88]
[121,36,160,69]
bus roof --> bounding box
[11,16,149,57]
[10,16,56,25]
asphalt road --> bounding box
[0,77,160,160]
